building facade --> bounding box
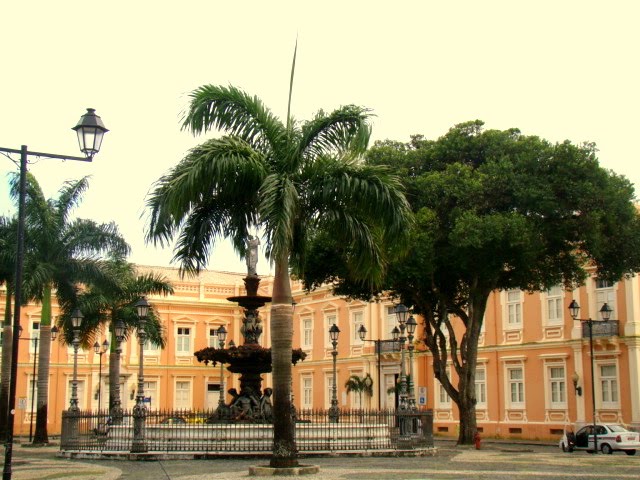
[1,266,639,439]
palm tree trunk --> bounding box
[108,328,120,413]
[33,284,52,444]
[269,254,298,468]
[0,286,14,441]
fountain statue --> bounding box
[194,236,305,423]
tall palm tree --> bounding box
[344,373,374,408]
[9,173,130,444]
[62,259,173,414]
[0,215,17,441]
[145,65,411,466]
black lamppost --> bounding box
[19,325,58,443]
[69,309,84,411]
[131,297,149,454]
[110,320,126,423]
[67,308,84,449]
[1,109,107,480]
[568,300,612,455]
[328,324,340,423]
[405,315,417,411]
[216,325,228,411]
[394,304,409,411]
[357,324,387,410]
[93,338,109,413]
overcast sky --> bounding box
[1,1,639,275]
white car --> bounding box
[559,424,640,455]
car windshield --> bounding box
[607,425,628,432]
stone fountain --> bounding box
[194,236,305,423]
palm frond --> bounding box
[298,105,373,161]
[182,84,287,154]
[55,176,90,226]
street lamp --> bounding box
[216,325,228,413]
[131,297,149,453]
[568,299,612,454]
[69,309,84,412]
[358,324,387,410]
[1,109,107,480]
[110,320,126,423]
[405,315,417,410]
[394,304,409,411]
[65,308,84,450]
[93,339,109,413]
[328,324,340,423]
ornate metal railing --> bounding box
[582,320,619,338]
[60,408,433,454]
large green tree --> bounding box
[301,120,640,444]
[10,173,129,444]
[145,75,411,465]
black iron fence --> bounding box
[60,408,433,454]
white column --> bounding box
[572,345,585,425]
[627,338,640,429]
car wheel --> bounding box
[625,450,636,456]
[601,444,613,455]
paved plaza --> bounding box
[3,440,639,480]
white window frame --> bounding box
[548,364,566,408]
[384,306,396,340]
[351,311,364,346]
[208,327,219,348]
[546,285,564,325]
[475,367,487,407]
[436,367,451,408]
[301,375,313,409]
[324,313,337,348]
[175,379,192,409]
[598,362,619,407]
[176,326,192,355]
[143,379,158,409]
[507,366,525,408]
[506,289,523,326]
[595,279,616,320]
[301,317,313,349]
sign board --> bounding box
[144,397,152,403]
[17,397,27,410]
[418,386,427,406]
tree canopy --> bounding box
[300,120,640,443]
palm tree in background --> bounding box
[344,373,374,408]
[0,215,17,440]
[10,173,129,444]
[63,259,173,413]
[145,52,412,468]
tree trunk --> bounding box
[0,286,14,442]
[33,285,52,444]
[455,294,484,445]
[269,254,298,468]
[108,325,121,412]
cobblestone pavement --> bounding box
[4,441,640,480]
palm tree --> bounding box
[145,65,411,466]
[344,373,374,409]
[62,259,173,414]
[0,215,17,440]
[9,173,130,444]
